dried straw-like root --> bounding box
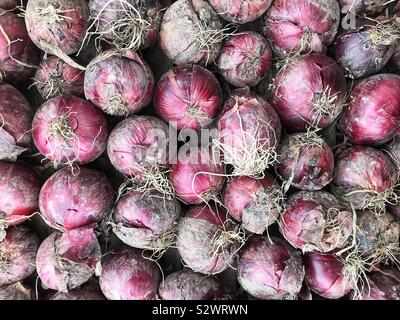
[186,103,210,120]
[367,241,400,268]
[311,86,340,127]
[104,96,130,117]
[31,77,62,100]
[142,227,178,262]
[0,250,12,268]
[369,20,400,47]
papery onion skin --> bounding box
[0,9,40,83]
[281,191,352,253]
[99,248,160,300]
[32,96,109,165]
[49,287,106,300]
[158,268,225,300]
[0,84,33,161]
[160,0,223,65]
[154,64,222,130]
[36,227,101,292]
[39,166,115,230]
[222,173,281,234]
[263,0,340,56]
[217,31,272,87]
[304,251,352,299]
[237,236,305,300]
[176,205,241,275]
[84,50,154,116]
[0,282,33,300]
[340,74,400,146]
[338,0,389,14]
[271,54,347,131]
[0,161,41,226]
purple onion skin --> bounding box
[340,74,400,146]
[158,269,225,300]
[386,136,400,218]
[0,0,18,10]
[237,236,305,300]
[272,54,347,131]
[392,45,400,70]
[99,248,160,300]
[0,282,33,300]
[217,31,272,87]
[338,0,389,14]
[49,287,106,300]
[304,251,352,299]
[154,64,222,130]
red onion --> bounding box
[0,282,33,300]
[34,55,85,99]
[339,74,400,146]
[217,31,272,87]
[304,251,353,299]
[158,268,225,300]
[32,96,109,165]
[215,89,282,178]
[0,226,39,286]
[169,147,225,204]
[332,146,398,213]
[271,54,347,131]
[237,236,305,300]
[99,247,160,300]
[176,205,244,275]
[0,161,41,228]
[160,0,224,65]
[338,0,390,14]
[276,132,334,191]
[281,191,353,253]
[0,84,33,161]
[208,0,272,23]
[49,287,106,300]
[36,227,101,292]
[87,0,161,51]
[0,0,18,10]
[112,190,181,251]
[263,0,340,56]
[84,50,154,116]
[392,44,400,70]
[39,166,115,230]
[386,136,400,218]
[222,173,282,234]
[154,64,222,130]
[0,9,39,84]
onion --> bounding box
[176,205,244,274]
[169,147,226,204]
[214,89,282,178]
[263,0,340,56]
[0,9,40,83]
[49,287,106,300]
[0,84,33,161]
[84,49,154,116]
[0,282,33,300]
[276,132,334,191]
[160,0,224,65]
[154,64,222,130]
[222,173,282,234]
[36,227,101,292]
[39,166,115,230]
[99,247,160,300]
[237,236,305,300]
[32,96,109,165]
[271,54,347,131]
[339,74,400,146]
[332,146,398,214]
[392,44,400,69]
[385,136,400,218]
[0,226,39,286]
[87,0,161,51]
[34,55,85,99]
[0,0,19,10]
[280,191,353,253]
[112,190,181,251]
[338,0,390,14]
[217,31,273,87]
[0,161,41,228]
[158,268,225,300]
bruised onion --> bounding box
[0,282,33,300]
[339,74,400,146]
[338,0,390,14]
[154,64,222,130]
[84,49,154,116]
[176,205,244,275]
[222,173,282,234]
[237,236,305,300]
[276,132,334,191]
[32,96,109,165]
[281,191,352,253]
[215,89,282,178]
[39,166,115,230]
[271,54,347,131]
[36,227,101,292]
[263,0,340,56]
[217,31,272,87]
[0,84,33,161]
[49,286,106,300]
